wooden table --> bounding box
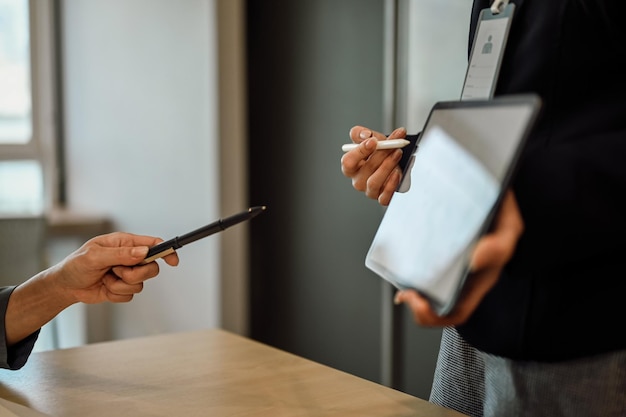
[0,329,466,417]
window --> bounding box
[0,0,58,215]
[0,0,32,144]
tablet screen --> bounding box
[365,95,541,315]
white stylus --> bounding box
[341,138,410,153]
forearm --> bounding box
[5,265,77,346]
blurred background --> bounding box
[0,0,469,400]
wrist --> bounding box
[37,264,80,308]
[5,266,76,346]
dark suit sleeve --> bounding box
[0,286,40,370]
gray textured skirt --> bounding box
[429,327,626,417]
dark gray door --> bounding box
[246,0,442,399]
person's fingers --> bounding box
[74,233,155,271]
[348,147,401,195]
[362,150,402,200]
[394,290,450,326]
[343,126,408,201]
[105,293,134,303]
[75,274,139,303]
[394,259,505,326]
[393,193,524,327]
[103,274,144,295]
[387,127,407,139]
[111,261,160,285]
[84,245,150,271]
[104,232,180,267]
[394,289,474,327]
[94,232,164,250]
[378,167,403,206]
[341,138,378,178]
[161,252,180,267]
[342,126,407,179]
[349,126,387,143]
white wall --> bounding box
[62,0,221,340]
[403,0,471,131]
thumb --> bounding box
[97,245,149,268]
[129,245,150,260]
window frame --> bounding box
[0,0,62,211]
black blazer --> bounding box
[452,0,626,361]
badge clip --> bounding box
[490,0,510,14]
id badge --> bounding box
[461,1,515,100]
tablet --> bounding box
[365,95,541,316]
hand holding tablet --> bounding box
[364,95,541,316]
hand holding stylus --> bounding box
[341,126,408,206]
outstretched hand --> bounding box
[54,232,180,304]
[5,232,179,346]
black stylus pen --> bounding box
[140,206,267,264]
